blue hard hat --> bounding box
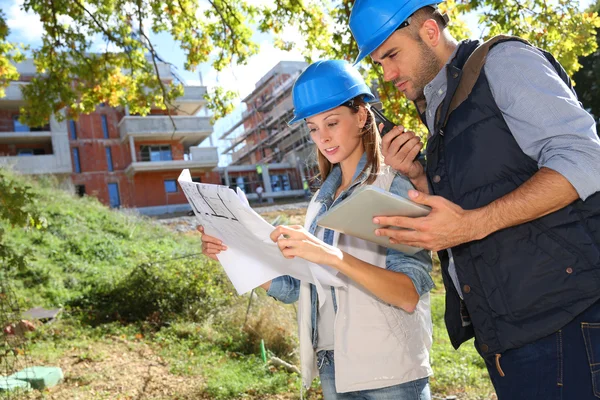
[350,0,441,65]
[288,60,375,125]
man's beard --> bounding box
[410,41,443,103]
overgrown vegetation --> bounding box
[1,169,494,399]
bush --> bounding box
[69,257,236,326]
[206,293,299,363]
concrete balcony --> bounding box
[125,146,218,175]
[0,130,51,144]
[171,85,207,115]
[118,115,212,147]
[0,82,28,107]
[0,154,71,175]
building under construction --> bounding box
[218,61,319,200]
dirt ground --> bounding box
[21,338,200,400]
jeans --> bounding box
[477,298,600,399]
[316,350,431,400]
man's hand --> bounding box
[373,190,487,251]
[381,125,424,180]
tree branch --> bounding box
[135,0,177,135]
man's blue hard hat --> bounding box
[350,0,441,65]
[288,59,375,125]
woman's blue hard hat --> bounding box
[350,0,441,65]
[288,59,375,125]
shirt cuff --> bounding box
[542,155,600,201]
[266,275,299,303]
[386,259,435,297]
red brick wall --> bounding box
[132,170,221,208]
[0,110,19,132]
[70,107,133,207]
[72,172,133,208]
[72,107,123,140]
[133,171,188,208]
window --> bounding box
[101,115,109,138]
[13,115,29,132]
[107,183,120,208]
[13,115,49,132]
[140,145,172,162]
[69,120,77,140]
[105,147,113,171]
[164,180,178,193]
[192,177,202,183]
[72,148,81,173]
[17,149,33,156]
[75,185,86,197]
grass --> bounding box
[1,170,495,399]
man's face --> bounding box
[371,29,442,102]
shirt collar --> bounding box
[423,43,461,104]
[315,153,370,203]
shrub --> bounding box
[207,293,299,363]
[69,257,236,327]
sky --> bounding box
[1,0,597,164]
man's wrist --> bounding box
[468,206,497,241]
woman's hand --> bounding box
[270,225,343,267]
[197,225,227,261]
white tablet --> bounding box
[316,185,431,255]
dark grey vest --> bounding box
[425,36,600,355]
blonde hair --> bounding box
[315,96,382,186]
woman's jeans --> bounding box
[316,350,431,400]
[477,298,600,399]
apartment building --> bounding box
[0,59,220,215]
[218,61,318,199]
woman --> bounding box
[199,60,434,400]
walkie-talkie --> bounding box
[370,106,395,137]
[370,105,422,164]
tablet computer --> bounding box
[316,185,431,255]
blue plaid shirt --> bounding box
[267,154,433,347]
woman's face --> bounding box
[306,105,367,165]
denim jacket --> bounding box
[267,154,434,347]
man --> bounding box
[255,184,264,203]
[349,1,600,399]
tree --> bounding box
[0,0,598,130]
[573,0,600,127]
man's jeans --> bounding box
[316,350,431,400]
[477,298,600,399]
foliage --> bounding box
[0,175,493,398]
[0,11,25,99]
[573,0,600,125]
[0,0,598,129]
[0,169,46,272]
[205,293,299,361]
[70,256,235,326]
[0,170,231,327]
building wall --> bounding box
[0,110,20,132]
[71,107,133,207]
[132,170,221,208]
[73,171,133,207]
